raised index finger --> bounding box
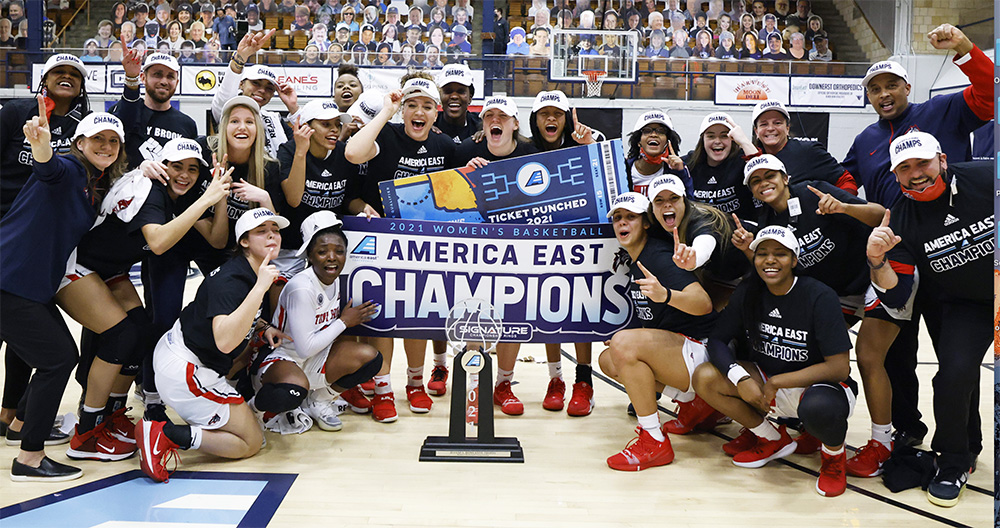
[35,94,47,126]
[636,260,655,279]
[806,184,824,197]
[672,227,681,251]
[879,208,891,228]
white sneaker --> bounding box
[302,399,343,432]
[263,408,314,435]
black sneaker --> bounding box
[144,403,169,423]
[5,426,71,446]
[626,392,662,417]
[0,421,8,437]
[10,457,83,482]
[926,465,968,507]
[891,430,923,448]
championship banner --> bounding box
[339,216,635,342]
[789,76,865,108]
[714,73,790,105]
[32,63,106,94]
[378,139,629,224]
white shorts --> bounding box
[837,293,865,319]
[252,346,330,392]
[154,319,244,430]
[661,337,709,404]
[272,248,306,282]
[56,249,129,292]
[755,364,857,420]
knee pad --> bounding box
[96,316,141,370]
[333,352,383,390]
[121,307,154,376]
[253,383,308,413]
[798,383,850,446]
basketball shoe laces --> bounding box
[622,426,658,461]
[821,450,845,480]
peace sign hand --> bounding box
[808,185,846,215]
[671,227,698,271]
[635,261,669,303]
[571,108,595,144]
[665,141,685,171]
[731,213,754,252]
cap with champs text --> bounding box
[607,192,651,218]
[159,138,209,166]
[73,112,125,142]
[889,131,941,172]
[749,224,800,254]
[235,207,290,241]
[742,154,786,185]
[646,174,686,201]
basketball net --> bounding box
[583,70,607,98]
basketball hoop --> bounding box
[582,70,607,97]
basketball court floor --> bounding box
[0,278,993,527]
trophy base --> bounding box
[419,436,525,463]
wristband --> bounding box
[664,287,672,304]
[867,256,888,270]
[727,365,751,386]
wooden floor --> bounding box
[0,280,993,527]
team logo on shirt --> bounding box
[516,162,550,196]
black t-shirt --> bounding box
[772,138,847,188]
[362,123,456,216]
[887,162,993,304]
[276,140,360,250]
[179,256,261,376]
[110,98,198,170]
[685,153,761,222]
[0,98,88,217]
[452,137,538,166]
[757,181,870,297]
[626,236,718,340]
[76,181,179,277]
[650,209,749,284]
[435,112,483,144]
[710,276,852,377]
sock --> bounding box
[822,444,845,456]
[496,368,513,385]
[750,420,780,441]
[872,422,892,446]
[373,374,392,395]
[406,366,423,387]
[79,405,103,433]
[547,361,562,379]
[637,413,665,442]
[189,426,203,450]
[310,385,341,404]
[144,391,162,406]
[433,351,447,367]
[575,363,593,385]
[106,392,128,414]
[163,421,193,449]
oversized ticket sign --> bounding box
[378,139,629,224]
[339,216,635,342]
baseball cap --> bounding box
[155,4,170,13]
[298,99,343,123]
[862,60,908,88]
[698,112,734,135]
[336,22,350,32]
[386,6,398,14]
[201,3,214,12]
[406,23,422,33]
[437,63,473,87]
[41,53,87,78]
[631,110,673,135]
[134,3,148,13]
[607,192,650,218]
[646,174,686,201]
[346,90,384,124]
[143,52,180,72]
[159,138,209,166]
[889,131,941,172]
[235,207,290,241]
[751,99,789,126]
[296,210,344,257]
[531,90,570,113]
[510,27,526,39]
[452,24,468,35]
[221,95,261,118]
[246,3,258,12]
[479,96,518,119]
[73,112,125,142]
[178,3,192,13]
[242,64,278,88]
[401,77,441,105]
[361,23,374,33]
[748,224,800,254]
[742,154,786,185]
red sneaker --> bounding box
[607,427,675,471]
[359,379,375,396]
[427,365,449,396]
[406,385,433,413]
[106,407,137,444]
[662,395,723,435]
[794,429,822,455]
[846,439,892,477]
[566,381,595,417]
[135,419,180,483]
[733,425,797,468]
[493,381,524,416]
[723,428,758,456]
[66,423,137,461]
[816,449,847,497]
[542,377,566,411]
[371,392,398,423]
[340,387,371,414]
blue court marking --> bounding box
[1,470,296,527]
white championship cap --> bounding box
[889,131,941,172]
[159,138,209,166]
[73,112,125,142]
[221,95,261,117]
[401,77,441,105]
[646,174,686,201]
[749,224,800,254]
[607,192,651,218]
[142,52,180,72]
[742,154,786,185]
[437,63,474,87]
[861,60,909,88]
[241,64,279,88]
[479,96,518,119]
[751,99,790,126]
[296,210,344,257]
[531,90,570,113]
[346,90,384,124]
[698,112,734,136]
[298,99,343,124]
[235,207,290,241]
[631,110,674,135]
[41,53,87,78]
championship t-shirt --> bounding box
[110,95,198,170]
[453,137,538,166]
[686,154,761,222]
[362,123,456,215]
[435,112,482,144]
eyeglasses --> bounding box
[641,127,668,136]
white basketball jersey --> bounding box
[272,267,343,362]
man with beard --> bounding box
[433,64,480,144]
